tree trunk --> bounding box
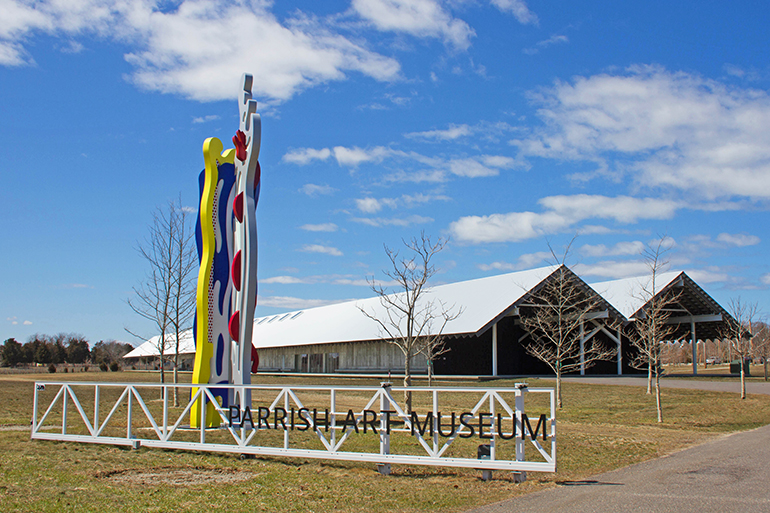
[655,371,663,423]
[158,354,165,400]
[646,359,652,395]
[556,367,563,409]
[404,356,412,414]
[763,358,767,382]
[740,363,746,399]
[173,356,179,407]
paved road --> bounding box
[553,376,770,395]
[469,424,770,513]
[468,378,770,513]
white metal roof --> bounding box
[588,271,684,320]
[252,265,559,349]
[125,265,558,357]
[124,332,196,358]
[126,267,726,359]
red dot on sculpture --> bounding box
[232,250,242,291]
[233,130,247,162]
[233,192,244,222]
[251,346,259,374]
[229,311,240,342]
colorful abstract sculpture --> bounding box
[191,74,261,427]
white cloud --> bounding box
[299,244,343,256]
[283,148,332,165]
[330,278,373,287]
[761,273,770,286]
[723,64,761,82]
[291,139,519,184]
[262,276,308,284]
[447,154,520,178]
[574,260,653,279]
[352,215,433,227]
[59,40,84,54]
[351,0,475,50]
[400,193,451,207]
[299,183,336,196]
[681,233,759,252]
[385,169,448,183]
[539,34,568,47]
[192,115,220,124]
[23,320,32,325]
[523,34,568,55]
[715,233,760,247]
[333,146,391,166]
[300,223,339,232]
[129,4,402,101]
[576,225,615,235]
[356,193,448,213]
[684,269,729,283]
[448,158,499,177]
[515,66,770,200]
[480,155,516,168]
[405,124,472,140]
[580,241,645,257]
[489,0,538,25]
[450,194,679,244]
[356,197,385,213]
[539,195,679,224]
[0,0,114,66]
[404,121,518,144]
[478,251,552,272]
[450,210,569,243]
[477,261,517,272]
[1,1,401,101]
[261,273,392,288]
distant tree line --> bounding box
[0,334,133,368]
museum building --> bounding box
[125,265,734,377]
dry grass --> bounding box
[2,371,770,512]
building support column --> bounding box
[617,327,623,375]
[691,318,697,376]
[492,323,498,377]
[580,320,585,375]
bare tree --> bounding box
[168,202,197,406]
[753,321,770,381]
[419,332,452,386]
[628,237,680,423]
[360,232,462,413]
[722,298,760,399]
[127,197,197,398]
[519,259,617,409]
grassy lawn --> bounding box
[664,363,770,380]
[2,371,770,512]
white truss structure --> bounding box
[31,382,555,473]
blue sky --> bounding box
[2,0,769,346]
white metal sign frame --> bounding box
[31,382,556,473]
